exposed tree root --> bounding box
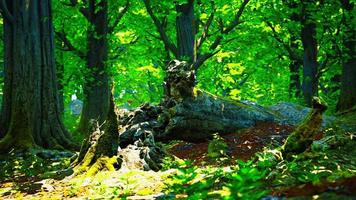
[0,132,36,154]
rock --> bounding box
[69,99,83,116]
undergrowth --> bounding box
[0,126,355,199]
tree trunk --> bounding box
[337,0,356,112]
[301,0,318,107]
[73,93,121,175]
[176,2,196,63]
[0,0,75,153]
[77,0,110,135]
[120,61,280,145]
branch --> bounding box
[0,0,14,24]
[193,50,220,70]
[206,0,250,52]
[196,1,215,50]
[143,0,178,57]
[238,73,252,87]
[223,0,250,34]
[145,30,161,40]
[55,31,86,59]
[108,0,130,33]
[265,20,300,62]
[109,36,139,60]
[79,7,90,20]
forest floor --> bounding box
[0,120,355,199]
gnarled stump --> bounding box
[72,94,121,175]
[282,97,327,158]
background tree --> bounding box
[143,0,250,71]
[300,0,319,106]
[337,0,356,112]
[0,0,74,152]
[56,0,129,134]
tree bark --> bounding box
[120,61,280,145]
[301,0,319,107]
[77,0,110,135]
[337,0,356,112]
[73,93,121,175]
[0,0,75,153]
[176,2,196,62]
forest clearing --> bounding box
[0,0,355,199]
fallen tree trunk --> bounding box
[78,60,324,173]
[119,60,282,146]
[156,92,280,141]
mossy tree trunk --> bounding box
[282,97,327,158]
[176,1,196,63]
[72,93,121,175]
[0,0,75,153]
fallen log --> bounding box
[119,60,282,146]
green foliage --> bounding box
[207,134,228,160]
[221,161,269,200]
[164,160,269,200]
[164,162,223,199]
[255,127,356,188]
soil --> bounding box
[168,122,295,165]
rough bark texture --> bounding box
[176,2,196,62]
[337,0,356,112]
[301,0,318,107]
[120,61,280,145]
[77,0,110,135]
[0,0,74,152]
[73,93,165,174]
[282,97,327,159]
[73,94,120,175]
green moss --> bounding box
[282,98,327,158]
[86,156,118,176]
